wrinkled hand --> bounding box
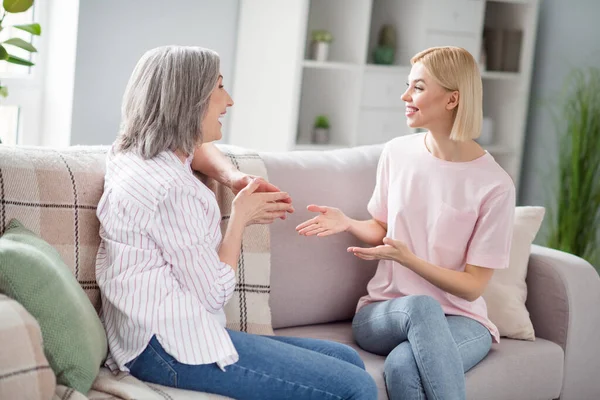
[232,178,294,225]
[348,237,415,265]
[230,173,294,219]
[296,205,350,237]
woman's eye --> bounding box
[414,86,423,91]
[219,85,224,89]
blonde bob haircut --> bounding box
[116,45,220,159]
[410,46,482,142]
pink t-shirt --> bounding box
[357,133,515,343]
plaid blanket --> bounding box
[199,146,274,336]
[0,144,273,399]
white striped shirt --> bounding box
[95,146,239,372]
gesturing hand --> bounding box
[230,173,294,219]
[232,179,294,225]
[295,205,350,237]
[348,237,415,265]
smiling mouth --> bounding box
[405,106,419,116]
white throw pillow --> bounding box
[482,206,545,341]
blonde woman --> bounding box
[96,46,377,399]
[297,47,515,399]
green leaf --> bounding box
[3,37,36,52]
[6,53,33,66]
[13,23,41,36]
[0,86,8,98]
[3,0,34,13]
[0,44,8,60]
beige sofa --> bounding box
[0,144,599,400]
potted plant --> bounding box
[310,30,333,62]
[312,115,330,144]
[373,24,396,65]
[544,67,600,272]
[0,0,42,99]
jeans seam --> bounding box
[403,313,443,400]
[228,363,344,400]
[147,341,178,388]
[455,331,491,350]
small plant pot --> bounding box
[311,42,329,62]
[312,127,330,145]
[373,45,395,65]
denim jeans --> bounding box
[126,330,378,400]
[352,295,492,400]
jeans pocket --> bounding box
[128,342,178,388]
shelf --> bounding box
[481,71,521,80]
[364,64,411,73]
[302,60,361,71]
[487,0,531,4]
[294,143,349,151]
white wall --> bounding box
[69,0,239,146]
[519,0,600,238]
[41,0,79,147]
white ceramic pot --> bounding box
[311,42,329,62]
[312,127,330,144]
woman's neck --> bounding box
[425,130,482,163]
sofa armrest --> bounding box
[525,245,600,400]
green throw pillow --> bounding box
[0,219,107,394]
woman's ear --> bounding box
[446,90,459,111]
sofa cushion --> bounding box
[263,146,383,329]
[0,294,56,400]
[0,145,108,312]
[0,219,107,394]
[275,321,564,400]
[483,206,545,340]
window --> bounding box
[0,2,44,145]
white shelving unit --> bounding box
[229,0,540,189]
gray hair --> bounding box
[115,45,220,159]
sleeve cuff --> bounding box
[466,255,509,270]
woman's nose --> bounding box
[401,88,410,102]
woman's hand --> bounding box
[296,205,351,237]
[230,173,293,219]
[232,179,294,225]
[348,237,416,265]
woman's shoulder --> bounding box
[380,133,424,163]
[106,151,185,207]
[386,133,424,151]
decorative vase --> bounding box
[312,127,330,144]
[311,41,329,62]
[373,46,395,65]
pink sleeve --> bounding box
[367,144,390,223]
[466,187,516,269]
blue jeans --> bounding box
[352,295,492,400]
[126,330,378,399]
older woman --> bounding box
[95,45,377,400]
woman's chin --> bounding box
[406,120,419,129]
